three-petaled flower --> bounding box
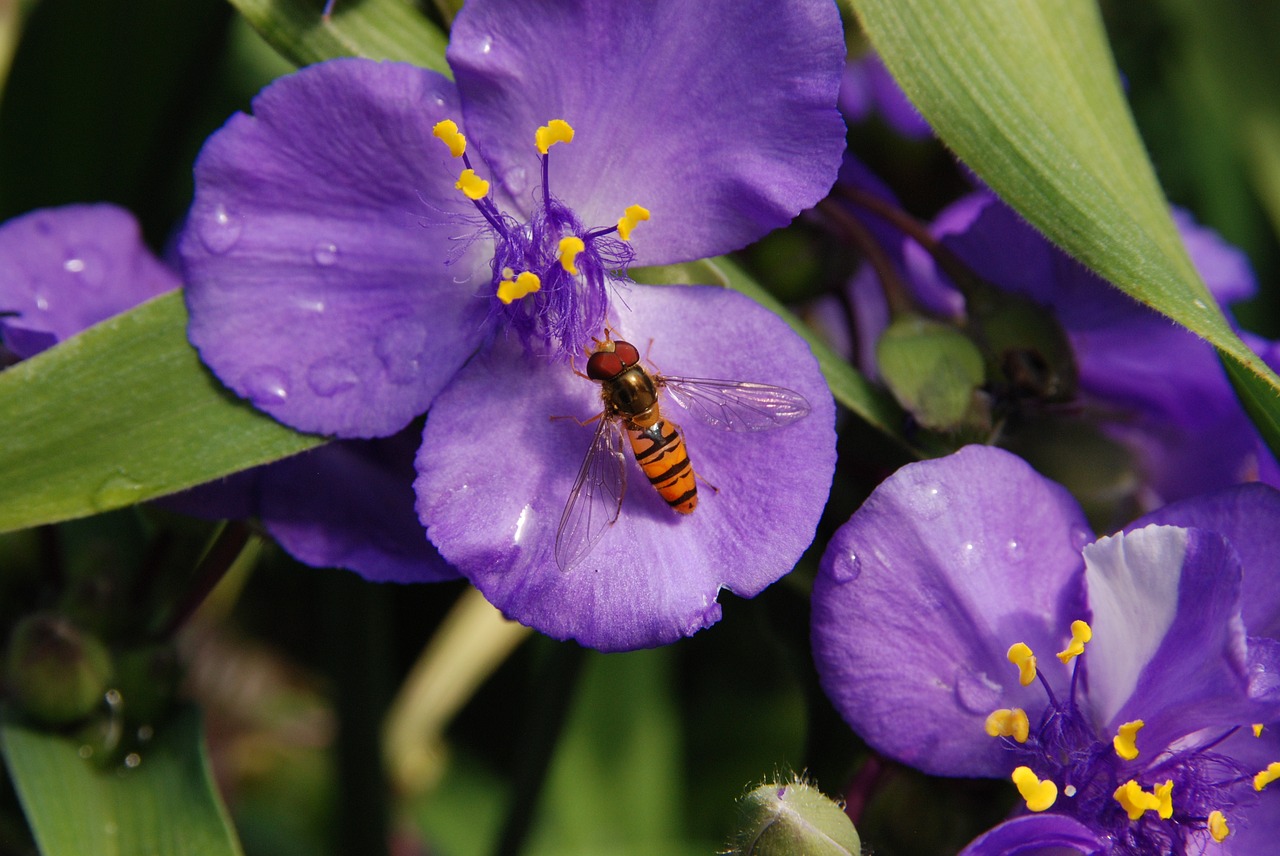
[179,0,846,649]
[811,445,1280,854]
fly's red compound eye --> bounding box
[586,350,625,380]
[613,340,640,367]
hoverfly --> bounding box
[554,333,811,572]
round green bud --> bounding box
[728,778,861,856]
[6,612,113,726]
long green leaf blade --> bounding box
[0,291,324,533]
[228,0,450,72]
[850,0,1280,454]
[2,706,243,856]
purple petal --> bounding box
[180,58,491,439]
[0,204,178,358]
[811,445,1091,777]
[844,53,932,139]
[415,286,835,651]
[447,0,846,267]
[1209,729,1280,856]
[260,431,457,583]
[1083,525,1272,754]
[1133,484,1280,640]
[956,814,1104,856]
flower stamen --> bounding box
[558,236,585,275]
[1208,810,1230,842]
[1253,761,1280,791]
[985,708,1029,743]
[1007,642,1037,687]
[456,169,490,201]
[1056,619,1092,664]
[535,119,575,155]
[1113,719,1144,761]
[497,271,542,305]
[617,204,650,241]
[1012,766,1058,812]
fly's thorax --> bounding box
[602,365,660,427]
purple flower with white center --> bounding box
[811,445,1280,854]
[179,0,847,440]
[0,203,451,583]
[179,0,846,648]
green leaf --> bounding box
[633,258,915,454]
[2,705,243,856]
[850,0,1280,455]
[228,0,450,73]
[0,291,324,534]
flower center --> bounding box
[432,118,649,361]
[984,621,1277,853]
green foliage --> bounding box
[2,706,243,856]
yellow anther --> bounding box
[1152,780,1173,820]
[456,169,490,200]
[535,119,575,155]
[1254,723,1265,737]
[496,271,541,305]
[1011,766,1057,812]
[1113,719,1145,761]
[984,708,1030,743]
[1056,620,1092,664]
[1114,780,1160,821]
[558,236,585,275]
[1253,761,1280,792]
[617,204,651,241]
[433,119,467,158]
[1007,642,1037,687]
[1208,810,1230,842]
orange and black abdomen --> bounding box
[628,419,697,514]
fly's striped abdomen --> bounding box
[628,419,697,514]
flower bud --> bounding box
[6,612,112,725]
[727,778,861,856]
[876,315,987,431]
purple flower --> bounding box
[852,189,1273,508]
[0,203,450,583]
[0,204,177,359]
[811,445,1280,854]
[178,0,847,439]
[178,0,846,648]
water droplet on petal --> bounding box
[907,483,948,520]
[307,358,359,397]
[243,365,290,406]
[831,551,862,583]
[480,34,494,54]
[501,166,528,196]
[431,91,446,108]
[955,667,1003,714]
[93,472,145,511]
[63,247,107,286]
[512,504,534,544]
[34,292,49,311]
[312,242,339,266]
[1070,525,1093,551]
[199,204,242,255]
[1005,538,1026,562]
[376,319,428,384]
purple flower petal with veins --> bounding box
[812,445,1280,854]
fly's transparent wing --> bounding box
[555,417,627,572]
[661,376,811,431]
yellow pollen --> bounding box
[497,271,541,305]
[1056,619,1092,663]
[1007,642,1037,687]
[1011,766,1057,812]
[456,169,490,200]
[617,204,651,241]
[433,119,467,158]
[1152,780,1173,820]
[1208,810,1230,842]
[1254,723,1265,737]
[1114,780,1160,821]
[1253,761,1280,792]
[1113,719,1145,761]
[558,236,585,275]
[535,119,575,155]
[984,708,1030,743]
